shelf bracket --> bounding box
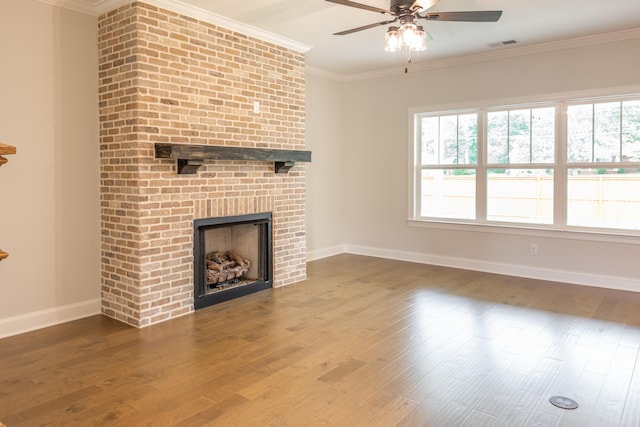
[177,159,204,175]
[275,161,295,174]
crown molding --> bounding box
[305,66,346,82]
[36,0,98,15]
[338,27,640,82]
[94,0,128,15]
[37,0,311,53]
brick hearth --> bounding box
[98,2,307,327]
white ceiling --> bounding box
[61,0,640,77]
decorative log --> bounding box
[207,261,222,272]
[228,251,251,268]
[206,251,226,264]
[205,250,251,285]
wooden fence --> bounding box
[422,174,640,228]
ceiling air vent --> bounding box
[489,40,518,48]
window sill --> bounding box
[407,219,640,245]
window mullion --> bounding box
[591,104,595,162]
[530,109,533,163]
[456,115,460,164]
[507,110,511,164]
[619,101,623,161]
[414,116,423,219]
[477,111,487,222]
[555,103,567,227]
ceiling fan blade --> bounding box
[333,19,398,35]
[325,0,393,16]
[420,10,503,22]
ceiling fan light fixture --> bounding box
[384,26,401,52]
[412,25,427,51]
[399,21,417,46]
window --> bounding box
[412,95,640,234]
[486,107,555,224]
[416,113,477,220]
[566,100,640,230]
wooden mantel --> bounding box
[155,143,312,174]
[0,142,16,167]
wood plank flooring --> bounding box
[1,254,640,426]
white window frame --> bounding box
[409,90,640,244]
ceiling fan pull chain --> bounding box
[405,48,412,73]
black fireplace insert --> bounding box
[193,212,272,310]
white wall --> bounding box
[305,73,346,260]
[335,38,640,290]
[0,0,100,338]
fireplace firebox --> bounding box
[193,212,272,309]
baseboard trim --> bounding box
[307,245,346,262]
[338,245,639,293]
[0,298,101,339]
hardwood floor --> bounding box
[1,254,640,426]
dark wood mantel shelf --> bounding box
[0,142,16,167]
[156,143,311,174]
[155,143,312,174]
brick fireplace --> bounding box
[98,2,307,327]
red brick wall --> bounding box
[98,2,307,327]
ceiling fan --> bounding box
[327,0,503,71]
[327,0,503,36]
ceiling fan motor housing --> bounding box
[390,0,417,14]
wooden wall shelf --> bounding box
[0,142,16,167]
[1,142,16,261]
[155,143,311,174]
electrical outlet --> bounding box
[529,243,538,256]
